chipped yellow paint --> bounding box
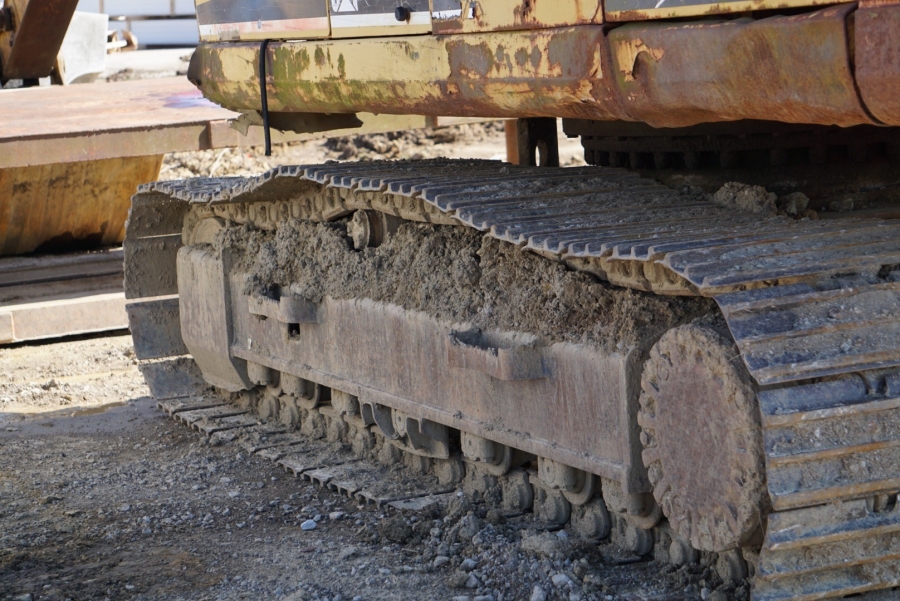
[611,37,665,82]
[434,0,603,33]
[193,27,625,121]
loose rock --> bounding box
[712,182,777,215]
[521,532,563,559]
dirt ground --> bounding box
[159,121,587,182]
[1,335,742,601]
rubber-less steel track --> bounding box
[126,159,900,601]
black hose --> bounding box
[259,39,272,157]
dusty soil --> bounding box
[228,220,713,354]
[160,121,587,182]
[1,335,742,601]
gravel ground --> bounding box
[0,335,743,601]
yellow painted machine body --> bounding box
[189,0,900,129]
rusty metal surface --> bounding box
[192,9,879,128]
[0,155,163,256]
[0,0,79,80]
[855,3,900,126]
[190,27,627,122]
[0,77,458,169]
[755,499,900,600]
[638,323,766,553]
[605,0,836,22]
[607,5,872,128]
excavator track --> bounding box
[125,159,900,601]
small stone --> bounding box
[339,545,358,560]
[378,568,391,575]
[530,586,547,601]
[778,192,810,216]
[119,504,131,512]
[228,491,240,498]
[465,573,480,588]
[552,573,572,587]
[433,555,451,568]
[329,511,346,521]
[709,592,729,601]
[828,197,855,212]
[451,597,471,601]
[377,516,413,544]
[701,588,711,600]
[521,532,563,558]
[456,513,485,541]
[448,571,470,588]
[13,595,33,601]
[124,585,135,591]
[712,182,777,215]
[301,519,317,531]
[474,596,493,601]
[460,558,478,571]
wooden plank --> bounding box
[0,290,127,344]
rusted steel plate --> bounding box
[0,0,79,80]
[0,77,229,167]
[432,0,602,34]
[189,27,627,121]
[0,155,162,256]
[0,77,444,169]
[605,0,834,22]
[606,5,872,128]
[855,3,900,126]
[755,499,900,601]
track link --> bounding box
[126,159,900,600]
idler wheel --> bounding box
[638,320,766,552]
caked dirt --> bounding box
[227,220,714,355]
[2,335,744,601]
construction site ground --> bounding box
[1,332,725,601]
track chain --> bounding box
[126,159,900,600]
